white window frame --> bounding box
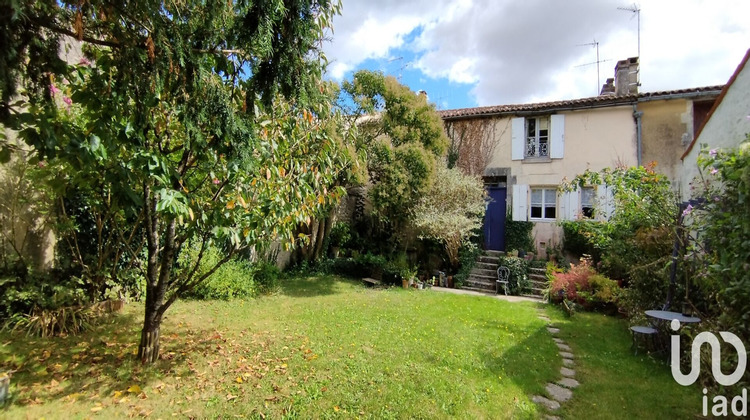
[525,116,550,158]
[529,187,557,221]
[511,115,564,161]
[580,187,595,219]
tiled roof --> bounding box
[438,85,725,119]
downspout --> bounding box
[633,104,643,166]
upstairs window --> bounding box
[511,115,565,160]
[525,117,549,158]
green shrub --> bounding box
[504,217,534,253]
[497,256,529,295]
[320,253,402,285]
[328,222,352,249]
[0,272,88,319]
[454,242,482,287]
[692,140,750,343]
[6,305,96,337]
[253,262,281,295]
[179,244,257,300]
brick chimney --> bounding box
[614,57,639,96]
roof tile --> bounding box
[438,85,724,119]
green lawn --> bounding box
[0,276,700,418]
[543,306,702,419]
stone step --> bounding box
[530,280,547,288]
[530,273,547,281]
[465,279,495,290]
[470,268,497,278]
[468,273,497,282]
[530,267,546,274]
[460,286,495,294]
[475,262,498,271]
[478,255,500,264]
[484,250,505,257]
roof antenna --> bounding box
[387,56,409,81]
[618,3,641,58]
[576,39,612,95]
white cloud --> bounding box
[324,0,750,107]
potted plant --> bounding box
[401,267,418,289]
[328,223,351,258]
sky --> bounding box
[321,0,750,110]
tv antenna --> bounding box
[618,3,641,58]
[387,56,409,81]
[576,39,611,95]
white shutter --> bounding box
[511,117,525,160]
[559,190,578,221]
[550,114,565,159]
[512,184,528,221]
[597,183,615,220]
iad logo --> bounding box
[670,319,748,417]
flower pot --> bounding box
[447,275,454,288]
[402,279,409,289]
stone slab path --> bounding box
[532,308,580,415]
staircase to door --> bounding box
[463,250,547,298]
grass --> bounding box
[543,305,702,419]
[0,275,703,419]
[1,276,558,419]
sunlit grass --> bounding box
[1,276,556,419]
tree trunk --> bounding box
[138,311,161,363]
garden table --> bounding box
[644,310,701,324]
[644,310,701,360]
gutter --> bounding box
[633,104,643,166]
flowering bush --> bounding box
[550,258,620,311]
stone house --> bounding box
[440,58,722,256]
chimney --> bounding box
[600,78,615,95]
[614,57,639,96]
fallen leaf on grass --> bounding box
[226,394,238,401]
[127,385,142,394]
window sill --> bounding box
[529,218,557,223]
[522,157,552,164]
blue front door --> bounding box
[484,187,507,251]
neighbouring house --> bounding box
[440,57,722,257]
[680,48,750,200]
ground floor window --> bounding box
[530,187,556,220]
[581,187,595,218]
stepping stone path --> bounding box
[532,308,580,414]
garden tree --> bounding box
[560,163,679,314]
[691,139,750,342]
[1,0,345,363]
[338,70,448,239]
[288,85,360,266]
[411,165,487,267]
[444,118,503,176]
